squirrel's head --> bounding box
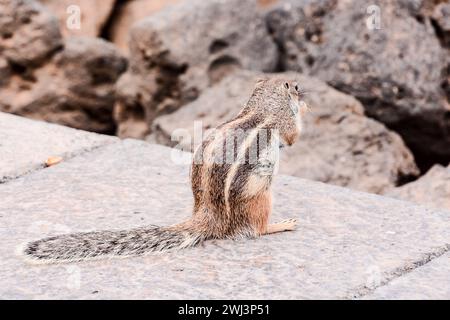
[248,77,308,146]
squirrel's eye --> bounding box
[295,85,299,92]
[284,82,289,89]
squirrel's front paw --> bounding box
[279,218,298,231]
[255,160,274,176]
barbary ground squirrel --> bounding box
[22,77,308,263]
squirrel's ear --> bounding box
[255,77,268,88]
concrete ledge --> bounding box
[0,112,118,183]
[363,252,450,299]
[1,139,449,299]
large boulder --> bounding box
[385,164,450,211]
[107,0,183,54]
[430,1,450,48]
[150,71,419,194]
[0,0,62,67]
[114,0,279,139]
[0,37,127,133]
[432,1,450,29]
[431,2,450,106]
[0,0,127,134]
[266,0,450,170]
[37,0,116,38]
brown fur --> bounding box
[188,77,305,240]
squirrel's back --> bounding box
[190,77,304,239]
[191,111,281,238]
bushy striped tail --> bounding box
[22,224,203,264]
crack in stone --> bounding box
[345,243,450,299]
[0,140,120,185]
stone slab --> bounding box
[363,252,450,300]
[0,112,118,183]
[0,139,449,299]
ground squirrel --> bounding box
[22,77,307,264]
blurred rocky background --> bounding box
[0,0,449,210]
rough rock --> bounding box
[385,164,450,211]
[428,1,450,48]
[150,71,419,194]
[0,36,127,134]
[0,138,449,299]
[266,0,450,170]
[432,2,450,33]
[114,0,279,139]
[107,0,183,54]
[0,0,62,67]
[0,0,127,133]
[0,57,10,86]
[37,0,116,38]
[363,252,450,300]
[0,112,117,183]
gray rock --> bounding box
[432,2,450,33]
[106,0,183,55]
[266,0,450,169]
[0,36,127,134]
[363,252,450,300]
[114,0,279,139]
[0,57,10,86]
[151,71,419,194]
[430,0,450,48]
[0,112,117,183]
[37,0,116,38]
[385,164,450,211]
[0,0,62,67]
[0,139,449,299]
